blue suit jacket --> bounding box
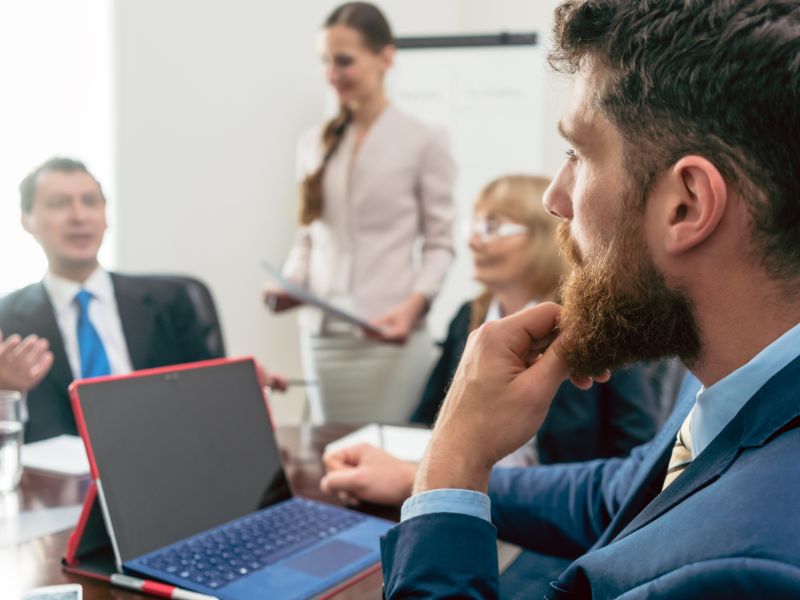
[381,357,800,599]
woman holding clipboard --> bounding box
[264,2,456,424]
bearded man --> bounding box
[320,1,800,597]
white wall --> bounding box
[0,0,115,296]
[457,0,573,176]
[111,0,569,423]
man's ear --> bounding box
[20,212,33,235]
[381,44,395,70]
[661,155,728,255]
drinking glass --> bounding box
[0,390,24,493]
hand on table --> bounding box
[320,443,417,507]
[0,330,54,392]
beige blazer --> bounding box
[283,105,456,334]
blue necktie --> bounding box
[75,289,111,378]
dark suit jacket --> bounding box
[382,362,800,598]
[0,273,220,442]
[411,301,662,463]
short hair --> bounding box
[19,157,104,213]
[550,0,800,281]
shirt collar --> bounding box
[691,320,800,457]
[484,297,538,323]
[43,267,113,316]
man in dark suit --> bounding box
[321,1,800,597]
[0,157,219,442]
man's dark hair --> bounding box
[19,157,104,214]
[550,0,800,281]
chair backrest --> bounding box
[145,274,226,358]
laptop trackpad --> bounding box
[284,540,372,578]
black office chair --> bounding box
[145,274,226,358]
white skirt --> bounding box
[299,327,435,424]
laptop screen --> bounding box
[75,358,292,562]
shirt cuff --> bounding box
[400,488,491,523]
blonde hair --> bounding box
[469,174,568,331]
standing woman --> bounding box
[266,2,456,424]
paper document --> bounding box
[22,434,90,476]
[0,504,83,548]
[324,424,432,463]
[260,260,383,335]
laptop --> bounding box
[70,357,394,600]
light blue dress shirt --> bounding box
[690,320,800,457]
[401,320,800,523]
[401,488,492,522]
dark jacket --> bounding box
[411,301,661,463]
[0,273,220,442]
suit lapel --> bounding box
[613,353,800,542]
[20,283,73,394]
[593,385,696,548]
[111,274,156,370]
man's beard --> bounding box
[556,216,701,379]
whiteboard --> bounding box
[389,38,547,340]
[325,35,548,340]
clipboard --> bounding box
[260,260,384,335]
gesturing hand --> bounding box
[0,331,54,392]
[415,303,574,494]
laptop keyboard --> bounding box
[140,499,366,590]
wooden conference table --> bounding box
[2,425,397,599]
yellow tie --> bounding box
[662,412,693,490]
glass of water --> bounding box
[0,391,23,493]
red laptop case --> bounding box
[61,356,379,598]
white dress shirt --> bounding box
[484,298,538,323]
[43,267,134,379]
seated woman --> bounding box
[411,175,661,464]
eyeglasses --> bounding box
[463,219,529,242]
